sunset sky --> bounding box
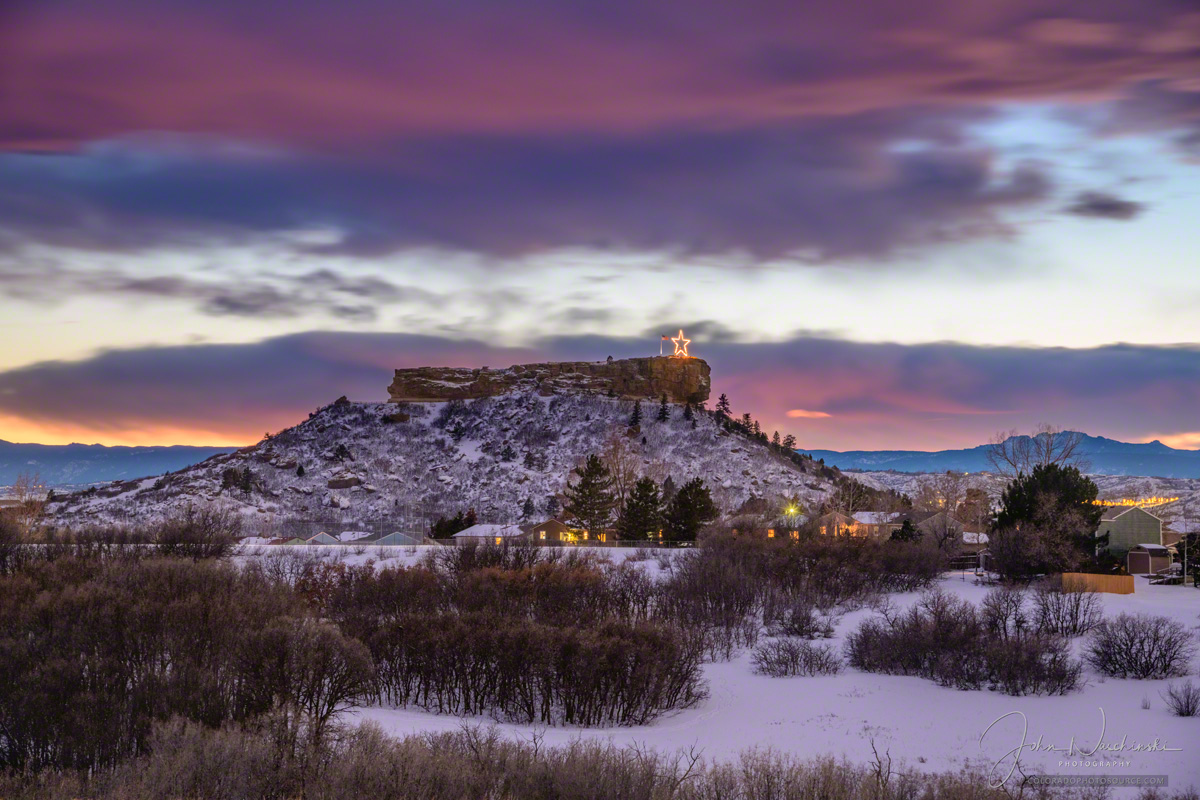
[2,0,1199,450]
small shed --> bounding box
[307,532,340,545]
[1126,543,1171,575]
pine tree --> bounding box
[522,497,536,519]
[563,454,615,535]
[657,393,669,422]
[890,519,922,543]
[782,434,797,450]
[661,475,678,506]
[296,464,305,478]
[629,400,642,428]
[752,420,761,437]
[500,444,516,461]
[616,477,663,540]
[663,477,718,541]
[772,431,781,448]
[683,402,694,422]
[741,413,753,431]
[716,393,732,416]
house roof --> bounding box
[852,511,896,526]
[1132,543,1169,552]
[1100,505,1162,522]
[452,523,525,539]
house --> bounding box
[306,532,340,545]
[851,511,899,538]
[1096,506,1162,555]
[815,511,869,537]
[452,523,529,546]
[520,518,578,543]
[1126,543,1171,575]
[884,510,965,545]
[268,537,306,546]
[375,531,425,546]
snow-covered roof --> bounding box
[852,511,895,525]
[963,531,989,545]
[1132,543,1168,552]
[337,530,374,542]
[452,523,525,539]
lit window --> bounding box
[767,529,775,538]
[495,537,502,545]
[582,530,588,540]
[790,531,798,540]
[539,530,546,540]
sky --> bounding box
[1,0,1199,450]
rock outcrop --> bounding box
[388,357,711,404]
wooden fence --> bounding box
[1059,572,1135,595]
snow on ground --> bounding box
[344,567,1200,795]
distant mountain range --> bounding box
[804,433,1200,479]
[0,440,235,486]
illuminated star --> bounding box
[671,329,690,357]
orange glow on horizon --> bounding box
[0,413,251,448]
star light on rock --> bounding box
[671,329,691,357]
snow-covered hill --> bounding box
[47,392,843,533]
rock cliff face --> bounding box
[388,357,711,404]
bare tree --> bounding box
[600,429,641,509]
[986,425,1089,478]
[4,472,47,534]
[830,480,870,516]
[912,471,969,513]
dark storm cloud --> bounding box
[1065,191,1145,220]
[0,0,1197,263]
[0,122,1051,261]
[2,331,1198,448]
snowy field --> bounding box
[235,544,1200,793]
[330,555,1196,796]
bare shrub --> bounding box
[846,588,1083,696]
[1032,580,1102,637]
[752,639,841,677]
[1161,681,1200,717]
[154,505,241,559]
[766,598,835,639]
[985,635,1083,696]
[981,586,1029,640]
[1084,614,1197,679]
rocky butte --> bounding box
[387,356,711,404]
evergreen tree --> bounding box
[295,464,305,478]
[771,431,781,448]
[752,420,761,437]
[890,519,922,543]
[500,444,516,461]
[522,497,536,519]
[657,393,670,422]
[782,434,797,451]
[716,393,732,416]
[563,454,615,535]
[663,478,719,541]
[544,495,561,518]
[683,402,694,422]
[991,464,1105,579]
[617,477,663,540]
[629,400,642,428]
[661,475,678,506]
[741,413,753,431]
